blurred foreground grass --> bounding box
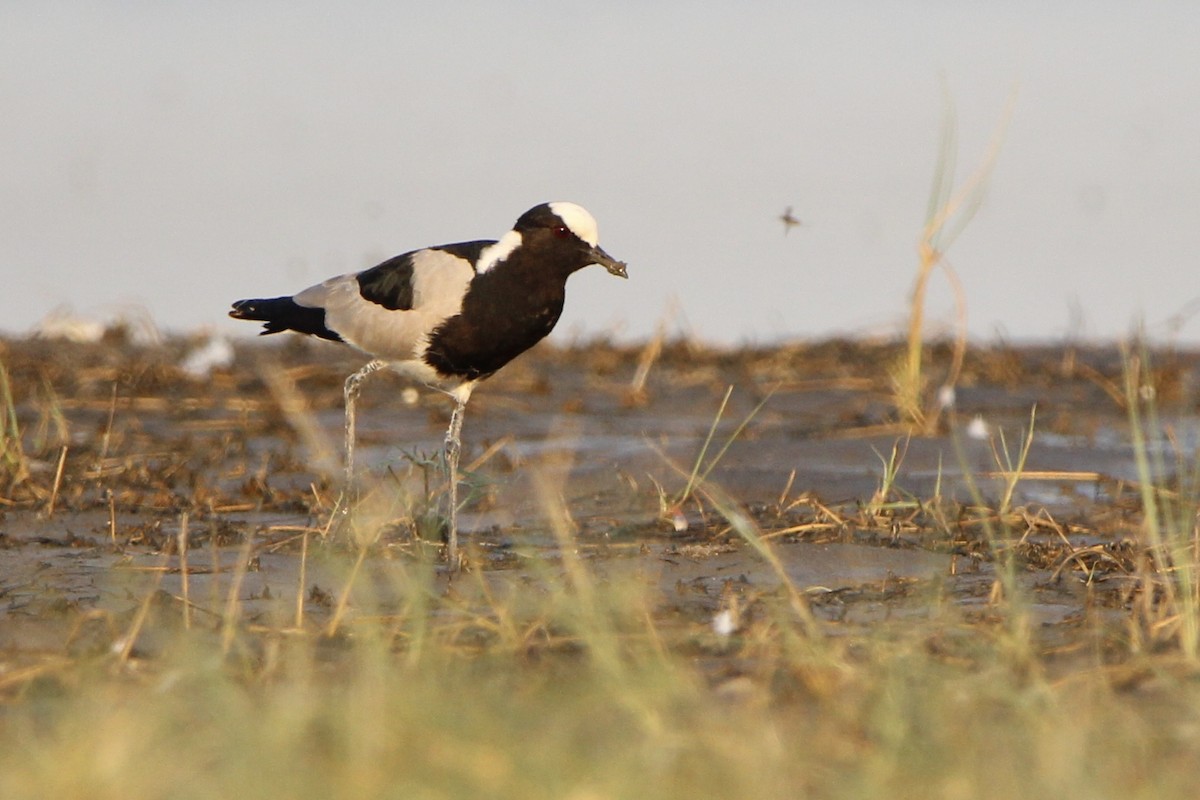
[3,335,1200,799]
[2,537,1199,800]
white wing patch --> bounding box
[476,230,522,274]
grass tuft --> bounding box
[0,359,31,494]
[893,87,1016,433]
[1124,344,1200,660]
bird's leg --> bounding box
[343,359,386,491]
[442,385,472,570]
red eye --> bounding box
[553,225,571,238]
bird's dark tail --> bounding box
[229,297,343,342]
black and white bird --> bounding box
[230,201,628,567]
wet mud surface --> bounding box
[1,333,1195,670]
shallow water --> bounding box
[0,337,1190,660]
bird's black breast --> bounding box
[422,268,567,381]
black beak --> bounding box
[588,244,628,278]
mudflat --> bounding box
[2,333,1199,798]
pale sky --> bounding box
[3,2,1199,345]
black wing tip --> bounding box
[228,296,343,342]
[259,320,289,336]
[228,298,286,336]
[229,299,261,320]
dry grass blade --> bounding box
[1123,344,1200,659]
[97,383,118,469]
[115,552,170,666]
[669,384,775,516]
[992,405,1037,518]
[220,534,257,655]
[627,303,673,404]
[697,481,822,640]
[259,360,339,479]
[295,531,309,629]
[179,512,191,629]
[650,438,821,639]
[325,545,369,638]
[0,360,31,492]
[895,85,1017,431]
[46,445,67,517]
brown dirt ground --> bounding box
[2,332,1197,678]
